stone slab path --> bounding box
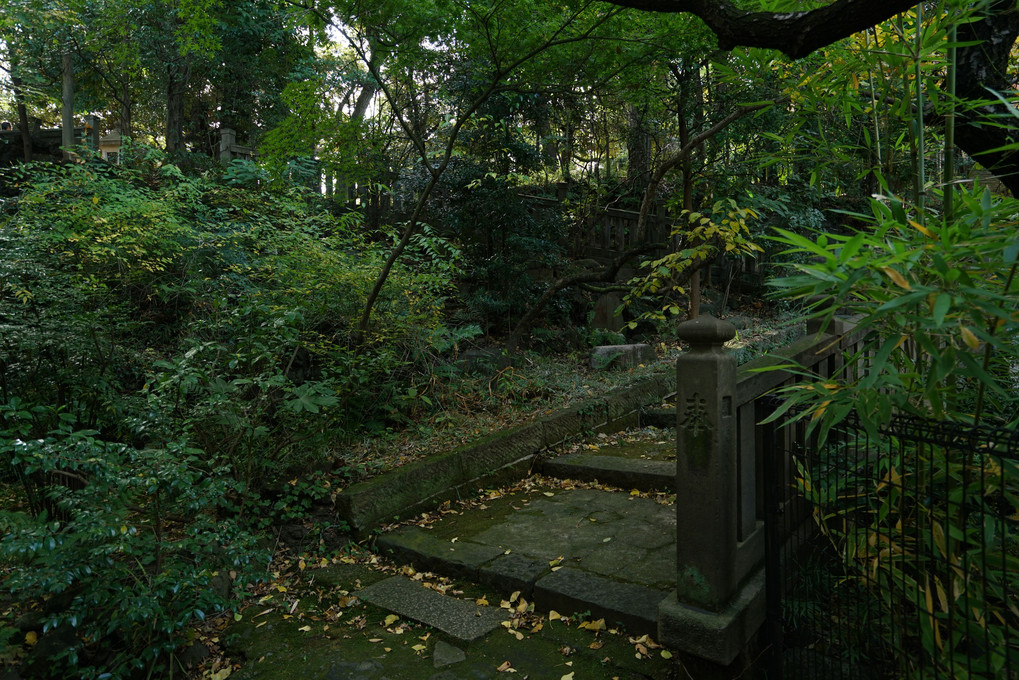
[224,431,680,679]
[376,446,678,637]
[357,576,506,642]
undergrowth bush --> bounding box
[1,427,266,678]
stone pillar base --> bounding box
[658,568,766,668]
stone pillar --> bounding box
[220,127,236,162]
[659,314,766,673]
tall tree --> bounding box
[316,0,642,346]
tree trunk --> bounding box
[626,104,651,192]
[954,2,1019,197]
[120,81,132,140]
[678,85,699,318]
[62,53,74,161]
[165,61,188,156]
[12,73,32,162]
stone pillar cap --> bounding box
[676,314,736,348]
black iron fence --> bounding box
[764,408,1019,679]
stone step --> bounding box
[640,407,675,429]
[538,454,674,492]
[374,487,676,637]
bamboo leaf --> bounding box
[960,325,980,350]
[932,293,951,327]
[882,266,912,290]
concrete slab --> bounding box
[477,553,548,600]
[590,343,655,369]
[357,576,506,643]
[376,485,676,637]
[640,407,675,429]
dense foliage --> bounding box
[3,0,1019,677]
[0,154,457,676]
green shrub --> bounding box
[1,155,452,462]
[768,188,1019,432]
[1,428,267,679]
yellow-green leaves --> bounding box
[623,199,761,325]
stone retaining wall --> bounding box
[334,371,677,536]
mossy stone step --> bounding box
[539,454,674,492]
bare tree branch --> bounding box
[506,243,661,353]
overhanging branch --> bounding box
[597,0,919,59]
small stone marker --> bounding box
[590,343,655,369]
[357,576,505,643]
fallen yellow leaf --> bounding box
[384,614,399,626]
[25,631,37,646]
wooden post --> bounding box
[220,128,236,163]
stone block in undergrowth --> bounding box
[590,343,655,370]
